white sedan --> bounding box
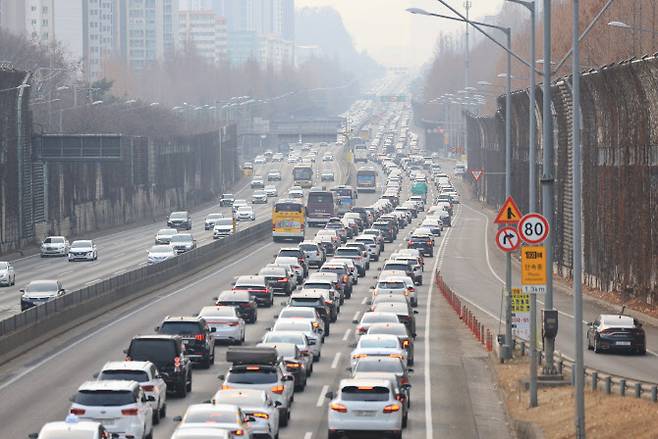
[264,184,278,197]
[349,334,407,369]
[288,188,304,199]
[212,389,280,439]
[198,305,246,344]
[236,206,256,221]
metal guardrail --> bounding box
[0,221,271,358]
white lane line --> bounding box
[361,296,368,305]
[0,242,275,392]
[316,384,329,407]
[424,204,460,439]
[59,269,74,276]
[331,352,342,369]
[85,279,102,286]
[304,433,312,439]
[352,311,360,322]
[113,269,127,276]
[342,328,351,341]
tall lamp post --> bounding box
[407,5,516,360]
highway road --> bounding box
[442,166,658,384]
[0,145,343,321]
[0,160,511,439]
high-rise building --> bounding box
[82,0,118,81]
[24,0,55,43]
[178,9,227,64]
[0,0,27,36]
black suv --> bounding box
[371,221,395,243]
[259,265,295,295]
[124,335,192,397]
[288,291,332,328]
[155,316,215,368]
[407,233,434,257]
[167,211,192,230]
[232,275,274,307]
[215,290,257,323]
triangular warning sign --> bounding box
[470,169,483,181]
[494,196,522,224]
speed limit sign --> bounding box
[518,213,549,244]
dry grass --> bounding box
[495,356,658,439]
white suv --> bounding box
[95,361,167,425]
[326,378,403,439]
[69,380,154,439]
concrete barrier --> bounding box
[0,221,271,361]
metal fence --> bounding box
[465,56,658,302]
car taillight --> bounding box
[222,384,232,390]
[240,303,250,308]
[227,321,239,327]
[352,353,368,359]
[286,362,301,369]
[70,408,85,415]
[195,334,205,341]
[271,385,285,394]
[400,377,409,385]
[141,385,154,392]
[232,429,245,436]
[342,275,348,282]
[252,412,270,419]
[278,278,289,282]
[389,353,403,359]
[330,402,348,413]
[174,356,181,372]
[357,326,367,334]
[325,300,333,305]
[383,403,401,413]
[312,322,320,329]
[407,240,413,245]
[427,240,433,245]
[402,339,410,348]
[122,408,139,416]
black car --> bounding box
[232,275,274,307]
[318,264,353,298]
[215,290,257,323]
[407,233,434,257]
[167,211,192,230]
[156,316,215,368]
[124,335,192,397]
[288,291,332,328]
[259,265,294,295]
[371,221,395,243]
[219,193,235,207]
[587,313,646,354]
[350,207,371,227]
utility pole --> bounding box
[541,0,557,376]
[464,0,471,159]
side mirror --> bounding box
[283,375,294,382]
[69,394,76,402]
[147,395,156,402]
[245,415,257,423]
[412,333,417,338]
[92,372,99,378]
[408,368,414,373]
[210,327,217,332]
[203,399,212,404]
[402,383,412,390]
[352,319,359,324]
[274,401,282,407]
[369,286,375,289]
[173,416,183,422]
[273,315,278,319]
[345,367,352,372]
[349,342,357,348]
[19,289,25,293]
[28,434,39,439]
[325,391,335,399]
[413,310,419,315]
[154,326,160,332]
[122,349,128,354]
[218,374,225,380]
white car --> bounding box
[288,188,304,199]
[147,245,176,264]
[0,261,16,286]
[155,228,178,244]
[205,213,224,230]
[29,416,109,439]
[173,404,253,438]
[69,380,154,439]
[252,190,268,204]
[326,379,403,439]
[254,155,266,165]
[349,334,407,369]
[199,305,246,345]
[213,218,235,238]
[272,318,322,360]
[40,236,69,257]
[68,240,98,262]
[212,389,280,439]
[298,241,326,268]
[236,206,256,221]
[267,170,282,181]
[232,199,248,213]
[170,428,231,439]
[264,185,278,197]
[96,361,167,425]
[354,312,400,338]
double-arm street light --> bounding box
[408,5,516,361]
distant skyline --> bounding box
[296,0,506,67]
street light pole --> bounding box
[572,0,585,435]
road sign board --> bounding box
[494,196,522,224]
[518,213,550,244]
[523,285,546,295]
[470,169,484,181]
[511,288,530,340]
[521,246,547,285]
[495,227,521,252]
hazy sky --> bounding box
[297,0,506,67]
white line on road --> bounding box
[361,296,368,305]
[0,242,275,392]
[342,328,351,341]
[85,279,102,286]
[352,311,360,322]
[331,352,342,369]
[316,385,329,407]
[304,433,312,439]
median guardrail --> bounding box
[0,220,271,360]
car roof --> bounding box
[40,420,103,433]
[78,380,138,392]
[600,314,636,326]
[162,316,202,323]
[339,378,392,389]
[101,361,152,372]
[235,275,266,282]
[132,334,179,341]
[290,290,324,298]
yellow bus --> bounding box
[272,199,305,242]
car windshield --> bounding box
[383,263,408,271]
[368,325,408,336]
[150,246,173,254]
[170,212,187,219]
[359,338,399,349]
[341,386,390,402]
[259,268,286,277]
[207,214,223,220]
[26,281,58,293]
[40,432,100,439]
[170,235,192,243]
[354,359,404,374]
[299,244,318,251]
[184,409,237,424]
[0,262,7,269]
[227,368,278,384]
[98,370,149,383]
[158,229,176,235]
[159,322,202,335]
[336,248,360,256]
[74,390,135,406]
[129,340,176,362]
[71,241,92,248]
[215,219,233,226]
[280,309,314,318]
[377,281,406,289]
[304,282,330,289]
[362,313,398,324]
[200,307,236,318]
[44,237,65,244]
[222,194,234,199]
[263,332,305,345]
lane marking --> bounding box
[331,352,342,369]
[316,384,329,407]
[85,279,102,286]
[361,297,368,305]
[0,242,275,392]
[352,311,360,322]
[304,433,312,439]
[342,328,351,341]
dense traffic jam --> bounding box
[29,143,462,438]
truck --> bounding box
[411,180,428,200]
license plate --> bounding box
[616,341,631,346]
[353,410,376,417]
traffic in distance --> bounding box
[23,96,464,439]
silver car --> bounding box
[155,228,178,244]
[204,213,224,230]
[68,240,98,262]
[147,245,176,264]
[0,261,16,286]
[170,233,196,254]
[298,241,326,268]
[198,305,245,345]
[40,236,69,257]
